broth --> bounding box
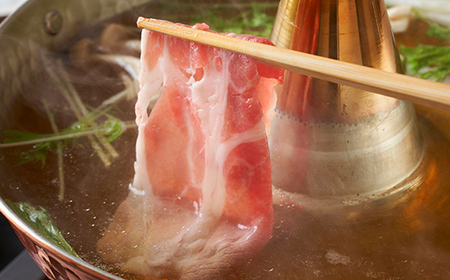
[0,40,139,277]
[0,2,279,279]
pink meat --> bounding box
[97,23,283,279]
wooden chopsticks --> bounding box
[137,17,450,111]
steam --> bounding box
[0,23,142,200]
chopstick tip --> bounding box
[137,17,159,29]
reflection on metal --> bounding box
[0,199,122,280]
[247,113,450,279]
[269,0,424,198]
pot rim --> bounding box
[0,198,123,280]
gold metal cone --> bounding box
[268,0,424,198]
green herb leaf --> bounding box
[246,3,275,38]
[17,142,54,168]
[2,130,47,143]
[401,44,450,82]
[169,2,275,38]
[6,200,80,258]
[1,114,125,167]
[2,130,69,167]
[102,117,123,143]
[426,20,450,40]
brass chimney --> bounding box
[268,0,424,198]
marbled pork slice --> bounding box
[97,23,283,279]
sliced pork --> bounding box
[96,22,283,279]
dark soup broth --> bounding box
[0,2,279,279]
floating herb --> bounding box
[42,99,66,201]
[6,200,80,258]
[20,141,60,168]
[0,69,138,170]
[2,130,52,144]
[160,2,276,38]
[2,129,69,168]
[1,119,134,163]
[206,3,275,38]
[425,20,450,40]
[102,117,123,143]
[400,12,450,82]
[401,44,450,82]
